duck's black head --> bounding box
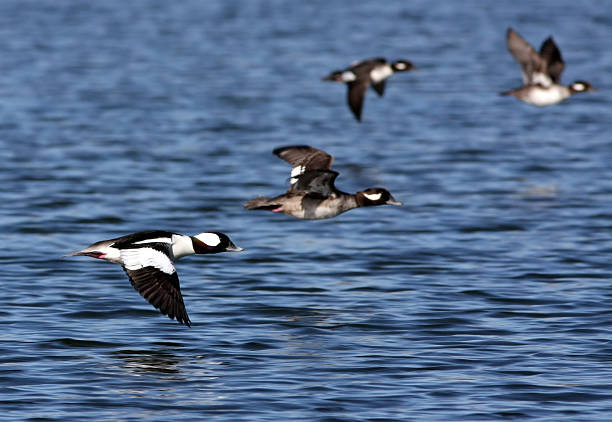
[191,232,243,254]
[570,80,595,93]
[356,188,403,207]
[392,60,416,72]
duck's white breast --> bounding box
[525,85,570,106]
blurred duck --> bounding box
[245,145,402,219]
[501,27,594,106]
[322,57,416,121]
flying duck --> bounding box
[244,145,402,219]
[501,27,594,106]
[66,230,243,326]
[322,57,416,121]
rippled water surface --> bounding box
[2,1,612,420]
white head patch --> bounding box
[572,82,586,91]
[195,232,221,247]
[395,62,407,70]
[121,248,176,275]
[341,71,356,82]
[363,192,382,201]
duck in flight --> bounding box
[245,145,402,219]
[501,27,594,106]
[322,57,416,121]
[66,230,243,326]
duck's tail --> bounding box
[244,196,280,211]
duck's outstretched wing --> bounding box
[273,145,334,188]
[539,36,565,84]
[346,79,369,121]
[120,246,191,326]
[292,170,339,198]
[506,28,551,87]
[371,80,386,97]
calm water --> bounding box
[2,0,612,420]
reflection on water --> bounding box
[113,349,182,375]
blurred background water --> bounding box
[1,0,612,420]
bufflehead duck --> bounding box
[501,28,595,106]
[245,145,402,219]
[322,57,416,121]
[66,230,243,326]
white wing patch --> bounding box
[341,71,356,82]
[133,237,172,245]
[195,232,221,247]
[530,72,552,87]
[290,165,305,184]
[363,192,382,201]
[121,248,176,275]
[291,165,305,178]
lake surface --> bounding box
[2,0,612,420]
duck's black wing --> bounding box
[291,170,339,198]
[371,80,386,97]
[273,145,334,189]
[324,58,386,121]
[346,79,369,121]
[345,59,388,121]
[506,28,551,86]
[539,36,565,84]
[119,245,191,326]
[274,145,334,170]
[110,231,176,248]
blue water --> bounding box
[2,0,612,420]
